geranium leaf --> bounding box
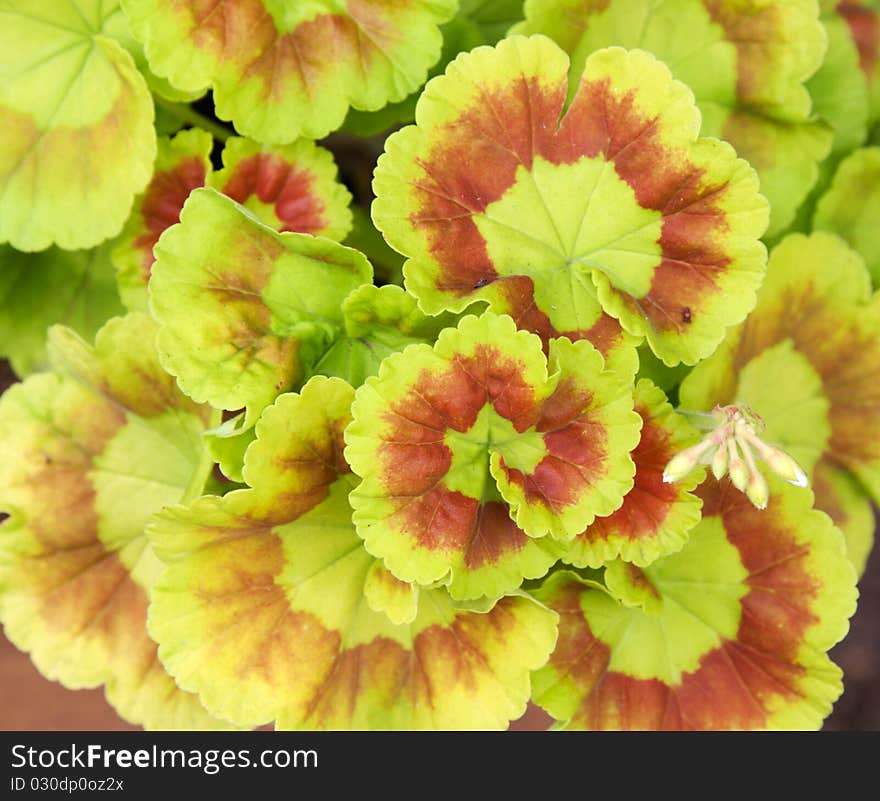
[513,0,830,237]
[148,376,558,729]
[459,0,524,42]
[344,206,406,286]
[99,0,205,103]
[149,188,372,424]
[115,131,353,312]
[310,283,456,388]
[373,36,768,368]
[338,14,486,138]
[680,232,880,551]
[813,147,880,286]
[121,0,458,143]
[533,476,858,730]
[207,136,352,240]
[345,311,640,600]
[113,128,213,312]
[807,7,870,159]
[203,412,256,485]
[812,459,875,578]
[0,314,227,729]
[363,560,420,625]
[0,242,125,376]
[0,0,155,251]
[561,379,705,569]
[836,0,880,123]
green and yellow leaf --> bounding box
[514,0,830,236]
[0,0,155,250]
[112,128,212,312]
[148,376,558,729]
[813,147,880,286]
[122,0,458,143]
[149,188,372,424]
[208,137,352,240]
[0,314,225,729]
[310,283,455,388]
[345,311,641,600]
[373,36,768,368]
[533,476,858,730]
[680,232,880,566]
[561,379,705,569]
[0,242,124,376]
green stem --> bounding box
[674,408,717,430]
[155,97,232,142]
[181,408,224,504]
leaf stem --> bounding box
[181,408,224,504]
[674,408,717,430]
[155,97,232,142]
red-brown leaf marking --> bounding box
[221,154,327,233]
[409,75,567,295]
[463,501,529,569]
[492,275,627,357]
[411,71,729,340]
[499,374,608,511]
[702,0,785,103]
[839,1,879,79]
[186,0,416,100]
[390,485,480,552]
[375,345,540,554]
[548,479,821,729]
[133,157,207,278]
[578,397,678,542]
[304,596,522,725]
[728,281,880,470]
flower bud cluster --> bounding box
[663,404,808,509]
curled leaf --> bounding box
[561,379,705,569]
[149,188,371,424]
[345,311,640,599]
[208,137,352,240]
[311,283,456,387]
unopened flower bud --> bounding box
[710,443,728,480]
[761,444,808,487]
[662,440,713,483]
[746,469,769,510]
[669,402,809,510]
[727,439,749,491]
